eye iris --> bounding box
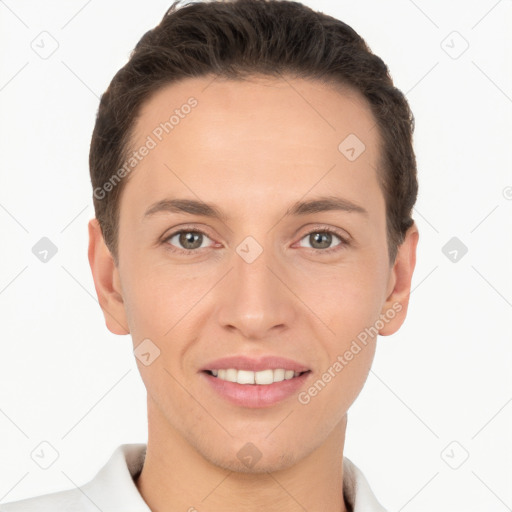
[173,231,338,251]
[311,232,332,249]
[180,231,202,249]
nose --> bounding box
[216,242,297,341]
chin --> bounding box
[184,415,322,475]
[208,449,300,474]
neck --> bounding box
[135,399,350,512]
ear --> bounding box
[88,218,130,335]
[378,223,419,336]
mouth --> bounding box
[203,368,311,385]
[201,368,312,408]
[199,355,312,407]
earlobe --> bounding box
[87,218,130,335]
[378,223,419,336]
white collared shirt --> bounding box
[0,444,388,511]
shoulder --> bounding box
[0,443,148,512]
[0,487,93,512]
[343,456,389,512]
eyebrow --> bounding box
[142,195,368,222]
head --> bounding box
[88,0,419,473]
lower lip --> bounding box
[201,371,311,408]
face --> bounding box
[89,74,418,473]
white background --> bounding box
[0,0,511,510]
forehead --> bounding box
[121,75,383,222]
[132,74,378,156]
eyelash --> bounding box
[162,225,350,256]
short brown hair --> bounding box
[89,0,418,266]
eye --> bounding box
[164,228,215,254]
[162,225,350,256]
[297,227,349,253]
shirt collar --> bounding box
[82,443,387,512]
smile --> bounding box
[206,368,308,385]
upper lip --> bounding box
[200,356,310,373]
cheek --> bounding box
[317,344,376,427]
[310,259,385,410]
[121,259,197,329]
[305,260,386,337]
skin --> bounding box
[88,74,419,512]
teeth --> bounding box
[285,370,295,380]
[255,369,273,385]
[237,370,254,384]
[226,368,238,382]
[209,368,303,385]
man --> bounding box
[1,0,418,510]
